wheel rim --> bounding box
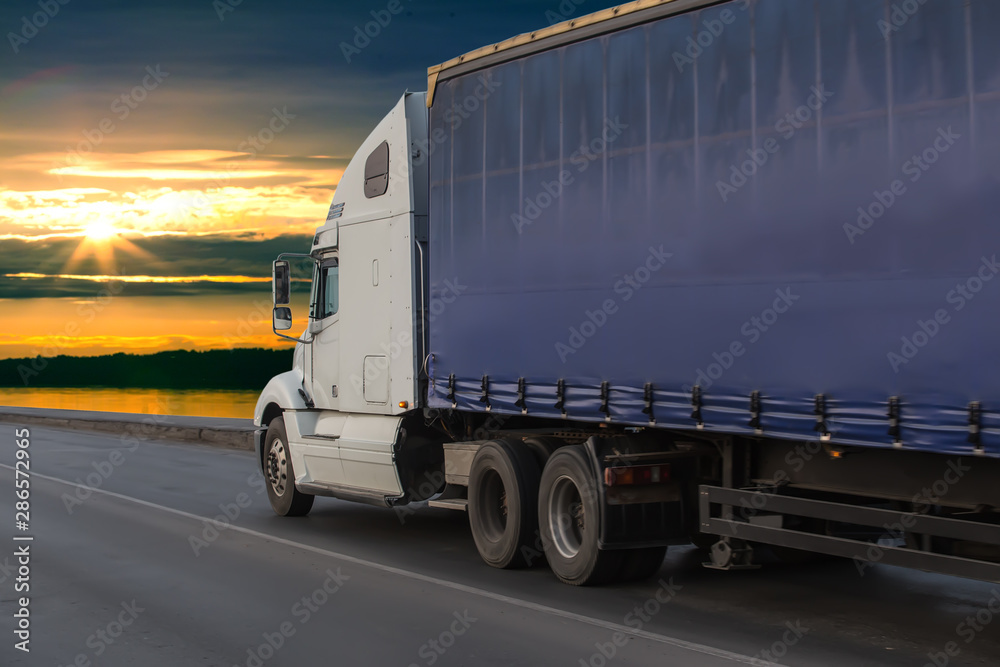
[476,468,508,542]
[548,475,585,559]
[266,438,288,497]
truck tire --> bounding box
[468,440,541,569]
[619,546,667,582]
[538,446,623,585]
[522,436,562,469]
[264,416,314,517]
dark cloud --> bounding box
[0,0,612,169]
[0,232,314,289]
[0,275,271,299]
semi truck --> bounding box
[255,0,1000,585]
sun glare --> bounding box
[84,220,118,241]
[63,220,157,275]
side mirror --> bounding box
[273,260,291,306]
[273,307,292,331]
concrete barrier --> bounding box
[0,406,256,451]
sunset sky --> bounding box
[0,0,611,360]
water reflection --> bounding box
[0,388,258,419]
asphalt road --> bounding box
[1,424,998,666]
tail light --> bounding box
[604,463,670,486]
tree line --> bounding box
[1,349,293,389]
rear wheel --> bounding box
[468,440,541,569]
[539,446,623,585]
[522,436,562,470]
[264,416,314,517]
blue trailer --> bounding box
[427,0,1000,458]
[259,0,1000,585]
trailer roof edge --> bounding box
[426,0,725,107]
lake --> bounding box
[0,388,260,419]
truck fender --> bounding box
[254,369,309,425]
[254,370,310,471]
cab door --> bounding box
[298,256,345,485]
[309,256,341,411]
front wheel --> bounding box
[263,416,314,517]
[538,446,622,585]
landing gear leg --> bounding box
[703,538,760,571]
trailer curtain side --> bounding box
[426,0,1000,457]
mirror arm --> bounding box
[273,309,312,345]
[273,330,312,345]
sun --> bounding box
[64,220,156,274]
[83,220,119,241]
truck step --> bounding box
[428,498,468,512]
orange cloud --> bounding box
[5,273,272,284]
[0,293,311,359]
[0,333,287,355]
[1,148,340,240]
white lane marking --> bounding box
[0,464,774,666]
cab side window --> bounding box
[311,260,339,320]
[364,141,389,198]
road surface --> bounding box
[1,423,998,666]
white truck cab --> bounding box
[253,92,435,513]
